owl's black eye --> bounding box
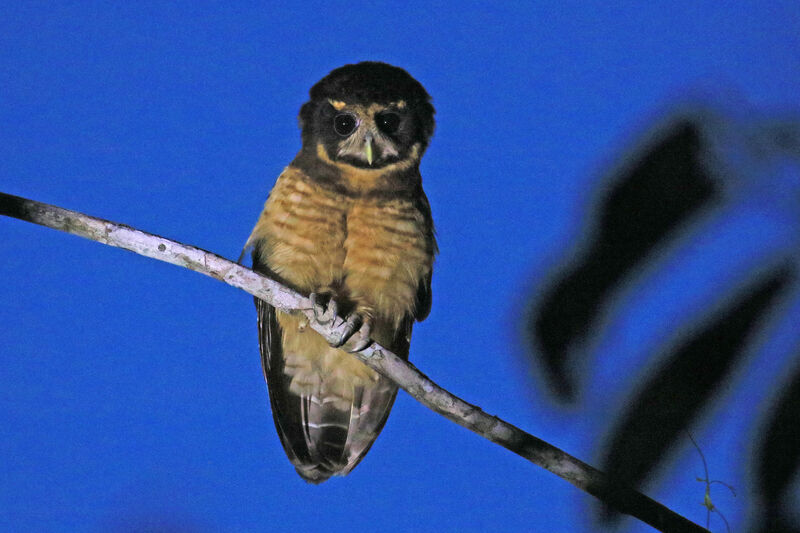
[333,113,358,136]
[376,112,400,134]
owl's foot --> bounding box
[326,312,372,352]
[310,293,373,351]
[340,314,372,352]
[310,292,338,325]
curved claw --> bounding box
[343,320,373,352]
[333,313,372,352]
[311,299,374,351]
[310,292,338,325]
[328,312,361,347]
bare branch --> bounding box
[0,191,708,532]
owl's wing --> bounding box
[413,187,437,322]
[255,297,318,471]
[415,269,433,321]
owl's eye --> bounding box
[333,113,358,136]
[376,112,400,134]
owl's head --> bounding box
[298,62,435,169]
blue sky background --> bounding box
[2,2,799,532]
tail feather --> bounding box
[256,298,405,482]
[291,374,398,482]
[339,379,398,475]
[300,390,349,469]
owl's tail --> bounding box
[288,375,398,483]
[257,299,399,482]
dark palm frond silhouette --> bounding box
[530,120,719,401]
[525,101,800,530]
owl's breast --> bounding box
[343,195,434,328]
[251,166,349,293]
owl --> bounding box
[245,61,436,482]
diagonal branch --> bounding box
[0,191,707,533]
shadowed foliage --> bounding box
[599,267,791,523]
[524,105,800,531]
[530,121,719,401]
[755,363,800,533]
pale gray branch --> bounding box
[0,191,707,533]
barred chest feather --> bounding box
[250,165,434,335]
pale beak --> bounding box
[364,133,374,166]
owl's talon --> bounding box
[344,320,373,352]
[333,314,372,352]
[329,312,360,347]
[310,292,338,325]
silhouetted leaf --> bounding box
[529,121,718,401]
[599,267,792,523]
[757,516,800,533]
[754,362,800,532]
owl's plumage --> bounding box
[246,62,436,483]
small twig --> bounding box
[0,191,708,533]
[687,432,736,532]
